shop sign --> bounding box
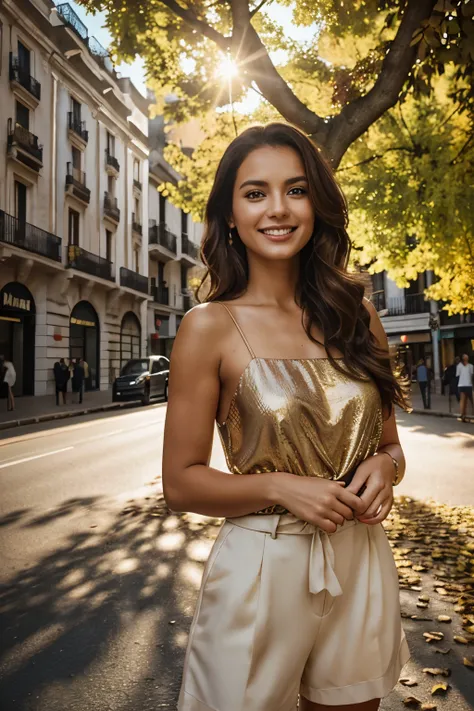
[441,330,455,339]
[71,316,96,328]
[0,283,34,313]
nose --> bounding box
[266,192,290,220]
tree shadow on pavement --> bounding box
[0,491,221,711]
[1,493,473,711]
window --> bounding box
[16,101,29,129]
[106,131,115,156]
[68,208,80,246]
[72,146,81,169]
[181,264,188,290]
[71,97,81,123]
[158,262,165,285]
[17,40,31,74]
[134,247,140,273]
[133,159,140,181]
[159,193,166,225]
[106,229,113,263]
[107,175,115,195]
[14,181,27,223]
[151,360,161,374]
[158,357,168,370]
[134,197,140,217]
[181,210,188,236]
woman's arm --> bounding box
[162,303,283,517]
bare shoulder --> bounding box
[172,302,231,364]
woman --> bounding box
[163,123,412,711]
[3,358,16,412]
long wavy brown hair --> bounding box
[196,122,412,417]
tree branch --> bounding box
[158,0,230,52]
[325,0,438,166]
[250,0,268,19]
[337,146,415,173]
[230,0,325,136]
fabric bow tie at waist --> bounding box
[228,514,355,598]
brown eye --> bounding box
[246,190,264,200]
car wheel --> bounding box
[142,386,151,406]
[164,381,168,402]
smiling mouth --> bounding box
[259,227,297,236]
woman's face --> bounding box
[230,145,315,260]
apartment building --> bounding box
[370,270,474,383]
[147,116,203,358]
[0,0,150,395]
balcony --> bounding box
[132,213,142,236]
[104,192,120,224]
[9,54,41,108]
[150,284,169,305]
[105,150,120,176]
[120,267,149,295]
[66,163,91,205]
[88,36,114,74]
[181,233,200,266]
[67,245,113,281]
[0,210,62,262]
[149,222,177,262]
[7,120,43,172]
[386,292,431,316]
[68,112,88,147]
[371,290,386,313]
[133,178,142,192]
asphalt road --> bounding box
[0,406,473,710]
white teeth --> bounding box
[262,228,294,236]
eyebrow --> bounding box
[239,175,308,189]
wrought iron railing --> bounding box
[150,284,169,304]
[66,163,91,203]
[105,150,120,172]
[68,112,88,142]
[371,290,386,312]
[88,36,114,73]
[387,292,431,316]
[7,120,43,163]
[56,3,88,41]
[104,192,120,222]
[0,210,61,261]
[149,222,177,253]
[181,233,199,260]
[132,212,142,235]
[9,54,41,100]
[67,245,113,281]
[120,267,148,294]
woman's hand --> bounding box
[344,453,395,525]
[273,473,366,534]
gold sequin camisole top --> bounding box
[215,302,384,514]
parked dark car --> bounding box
[112,356,169,405]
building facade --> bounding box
[0,0,151,395]
[146,116,203,359]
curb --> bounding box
[0,399,146,432]
[410,407,473,421]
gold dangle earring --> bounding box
[228,229,233,246]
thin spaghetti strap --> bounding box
[215,302,256,359]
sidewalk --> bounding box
[409,385,473,420]
[0,388,141,431]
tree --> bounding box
[80,0,474,166]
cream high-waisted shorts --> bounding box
[178,513,410,710]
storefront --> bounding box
[69,301,100,390]
[387,331,433,380]
[150,312,171,357]
[120,311,141,368]
[0,282,35,395]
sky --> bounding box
[64,1,319,108]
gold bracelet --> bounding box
[377,450,402,486]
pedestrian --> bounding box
[72,358,85,403]
[2,358,16,411]
[0,355,7,403]
[456,353,474,422]
[53,357,69,406]
[443,356,461,405]
[416,357,430,409]
[82,358,90,390]
[162,123,411,711]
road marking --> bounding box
[0,446,74,470]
